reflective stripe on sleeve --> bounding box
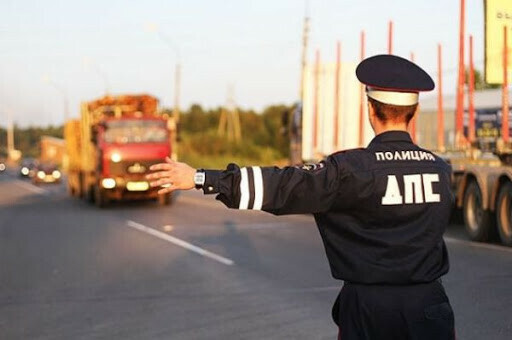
[252,166,264,210]
[239,167,250,210]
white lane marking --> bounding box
[239,167,249,210]
[14,180,47,195]
[252,166,263,211]
[163,225,174,232]
[444,236,512,253]
[126,220,234,266]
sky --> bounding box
[0,0,485,127]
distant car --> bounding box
[0,160,5,173]
[32,162,61,184]
[19,158,38,178]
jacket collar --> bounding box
[368,130,413,146]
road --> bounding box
[0,169,511,340]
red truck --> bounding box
[65,94,174,207]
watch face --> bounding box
[194,172,206,186]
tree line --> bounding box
[0,104,293,168]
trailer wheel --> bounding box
[463,181,494,242]
[158,192,172,206]
[496,182,512,246]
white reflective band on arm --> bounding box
[367,89,419,106]
[252,166,264,210]
[239,167,250,209]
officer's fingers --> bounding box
[146,170,172,180]
[157,184,176,195]
[149,177,173,187]
[165,157,180,167]
[149,162,174,172]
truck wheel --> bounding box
[68,183,75,197]
[77,174,84,198]
[496,182,512,246]
[463,180,494,242]
[94,185,108,208]
[86,185,95,203]
[158,192,172,206]
[67,176,76,197]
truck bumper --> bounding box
[100,176,160,201]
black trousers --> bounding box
[332,281,455,340]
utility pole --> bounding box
[299,5,310,103]
[437,43,445,152]
[388,21,393,54]
[43,76,70,123]
[7,111,14,155]
[468,35,476,143]
[409,52,417,143]
[290,4,310,165]
[83,57,110,95]
[157,31,181,159]
[173,62,181,127]
[6,110,18,163]
[455,0,466,149]
[358,30,366,147]
[218,85,241,142]
[502,25,509,144]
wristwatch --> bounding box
[194,169,206,189]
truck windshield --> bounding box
[104,120,167,144]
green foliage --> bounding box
[465,68,500,90]
[0,103,292,168]
[177,103,292,168]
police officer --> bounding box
[147,54,455,340]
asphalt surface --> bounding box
[0,168,511,339]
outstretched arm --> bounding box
[147,156,343,215]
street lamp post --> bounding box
[83,57,110,95]
[157,31,181,127]
[43,76,70,123]
[146,24,182,160]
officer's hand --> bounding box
[147,157,196,194]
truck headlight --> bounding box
[52,170,61,179]
[111,153,122,163]
[102,178,116,189]
[21,167,29,175]
[37,171,45,179]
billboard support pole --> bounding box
[438,43,445,152]
[455,0,466,149]
[334,41,341,150]
[503,25,509,143]
[469,35,476,143]
[388,21,393,54]
[410,52,417,143]
[313,49,320,152]
[359,30,366,147]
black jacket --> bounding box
[202,131,452,284]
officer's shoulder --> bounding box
[328,147,371,169]
[418,147,451,169]
[331,147,366,158]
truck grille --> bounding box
[109,159,163,176]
